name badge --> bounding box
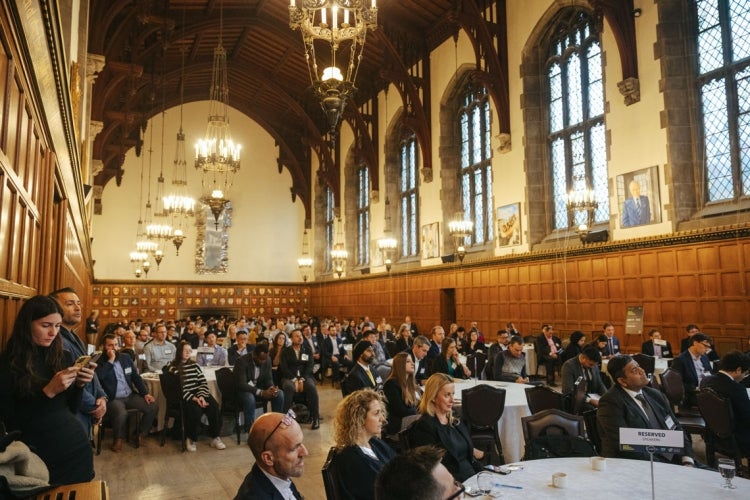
[418,366,426,374]
[138,354,146,360]
[665,416,676,430]
[165,349,172,354]
[301,353,309,361]
[124,367,132,374]
[375,376,383,384]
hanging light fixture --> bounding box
[128,128,151,278]
[195,0,240,224]
[142,118,161,265]
[377,196,397,272]
[448,211,473,263]
[330,218,348,278]
[565,188,608,243]
[289,0,378,136]
[297,229,314,282]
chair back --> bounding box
[632,353,656,377]
[465,352,487,379]
[697,388,734,439]
[462,385,506,429]
[159,370,183,410]
[570,377,588,415]
[521,408,585,443]
[397,415,421,450]
[525,385,564,414]
[321,447,343,500]
[215,367,239,411]
[582,409,602,454]
[659,368,685,407]
[385,340,400,358]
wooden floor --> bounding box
[94,382,342,500]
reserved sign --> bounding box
[619,428,684,454]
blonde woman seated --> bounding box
[431,338,471,379]
[333,389,397,500]
[383,352,421,435]
[409,373,484,481]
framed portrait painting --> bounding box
[497,203,521,246]
[616,166,661,228]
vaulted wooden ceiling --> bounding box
[88,0,636,220]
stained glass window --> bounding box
[547,10,608,230]
[357,163,370,266]
[400,132,419,257]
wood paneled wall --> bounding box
[311,229,750,356]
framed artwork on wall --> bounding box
[421,222,440,259]
[616,166,661,228]
[497,203,521,246]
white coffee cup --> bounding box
[591,456,607,471]
[552,472,567,488]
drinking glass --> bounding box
[718,458,737,489]
[477,471,493,495]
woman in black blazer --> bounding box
[394,323,413,352]
[432,338,471,379]
[383,352,420,435]
[332,390,396,500]
[409,373,484,481]
[461,329,486,356]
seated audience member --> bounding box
[269,331,288,386]
[407,335,432,385]
[536,324,562,386]
[364,329,392,381]
[699,350,750,454]
[321,324,350,386]
[144,323,175,372]
[426,326,445,364]
[375,446,463,500]
[235,411,307,500]
[671,333,714,407]
[301,324,321,380]
[492,335,530,383]
[680,324,700,353]
[431,337,471,379]
[228,331,250,366]
[461,329,486,356]
[395,323,413,352]
[383,352,421,435]
[560,331,586,365]
[332,390,397,500]
[197,331,228,367]
[180,321,200,349]
[597,355,695,465]
[496,329,511,351]
[95,334,158,451]
[344,340,381,394]
[561,345,608,410]
[601,322,621,359]
[120,330,138,363]
[279,329,321,430]
[410,373,484,481]
[234,341,284,432]
[166,341,225,452]
[641,329,673,358]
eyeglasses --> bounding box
[446,480,465,500]
[700,342,712,349]
[262,409,296,451]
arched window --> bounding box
[356,163,370,266]
[458,83,493,244]
[400,130,419,257]
[695,0,750,202]
[324,186,335,272]
[547,10,608,230]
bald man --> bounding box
[234,412,307,499]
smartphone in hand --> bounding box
[73,355,92,369]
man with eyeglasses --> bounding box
[671,333,715,407]
[235,411,307,499]
[375,445,465,500]
[597,355,696,465]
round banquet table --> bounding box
[453,379,533,464]
[464,456,750,498]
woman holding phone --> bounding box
[0,295,96,485]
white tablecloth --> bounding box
[464,457,750,498]
[142,366,222,430]
[454,379,533,463]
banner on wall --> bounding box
[625,305,644,335]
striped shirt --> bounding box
[170,362,211,401]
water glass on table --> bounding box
[718,458,736,489]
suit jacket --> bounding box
[405,350,430,383]
[95,353,149,400]
[602,336,621,357]
[395,337,412,352]
[700,373,750,452]
[622,194,651,227]
[321,336,344,362]
[334,438,396,500]
[234,464,302,500]
[279,344,314,380]
[427,340,440,361]
[597,384,693,462]
[343,363,378,395]
[671,350,712,394]
[536,334,562,363]
[382,379,418,435]
[561,356,607,395]
[641,340,673,358]
[234,353,275,394]
[410,414,482,482]
[491,351,527,382]
[228,345,250,366]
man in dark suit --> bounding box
[597,355,696,465]
[235,412,306,500]
[407,335,432,384]
[279,329,320,429]
[671,333,714,407]
[641,329,673,358]
[561,345,608,409]
[700,350,750,454]
[95,334,158,452]
[601,322,621,358]
[321,324,352,386]
[426,325,445,363]
[228,331,250,365]
[621,179,651,227]
[234,342,284,432]
[536,324,562,386]
[342,340,380,395]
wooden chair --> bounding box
[697,388,749,474]
[158,371,186,451]
[461,385,506,464]
[215,367,243,444]
[524,385,564,414]
[321,447,343,500]
[34,480,110,500]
